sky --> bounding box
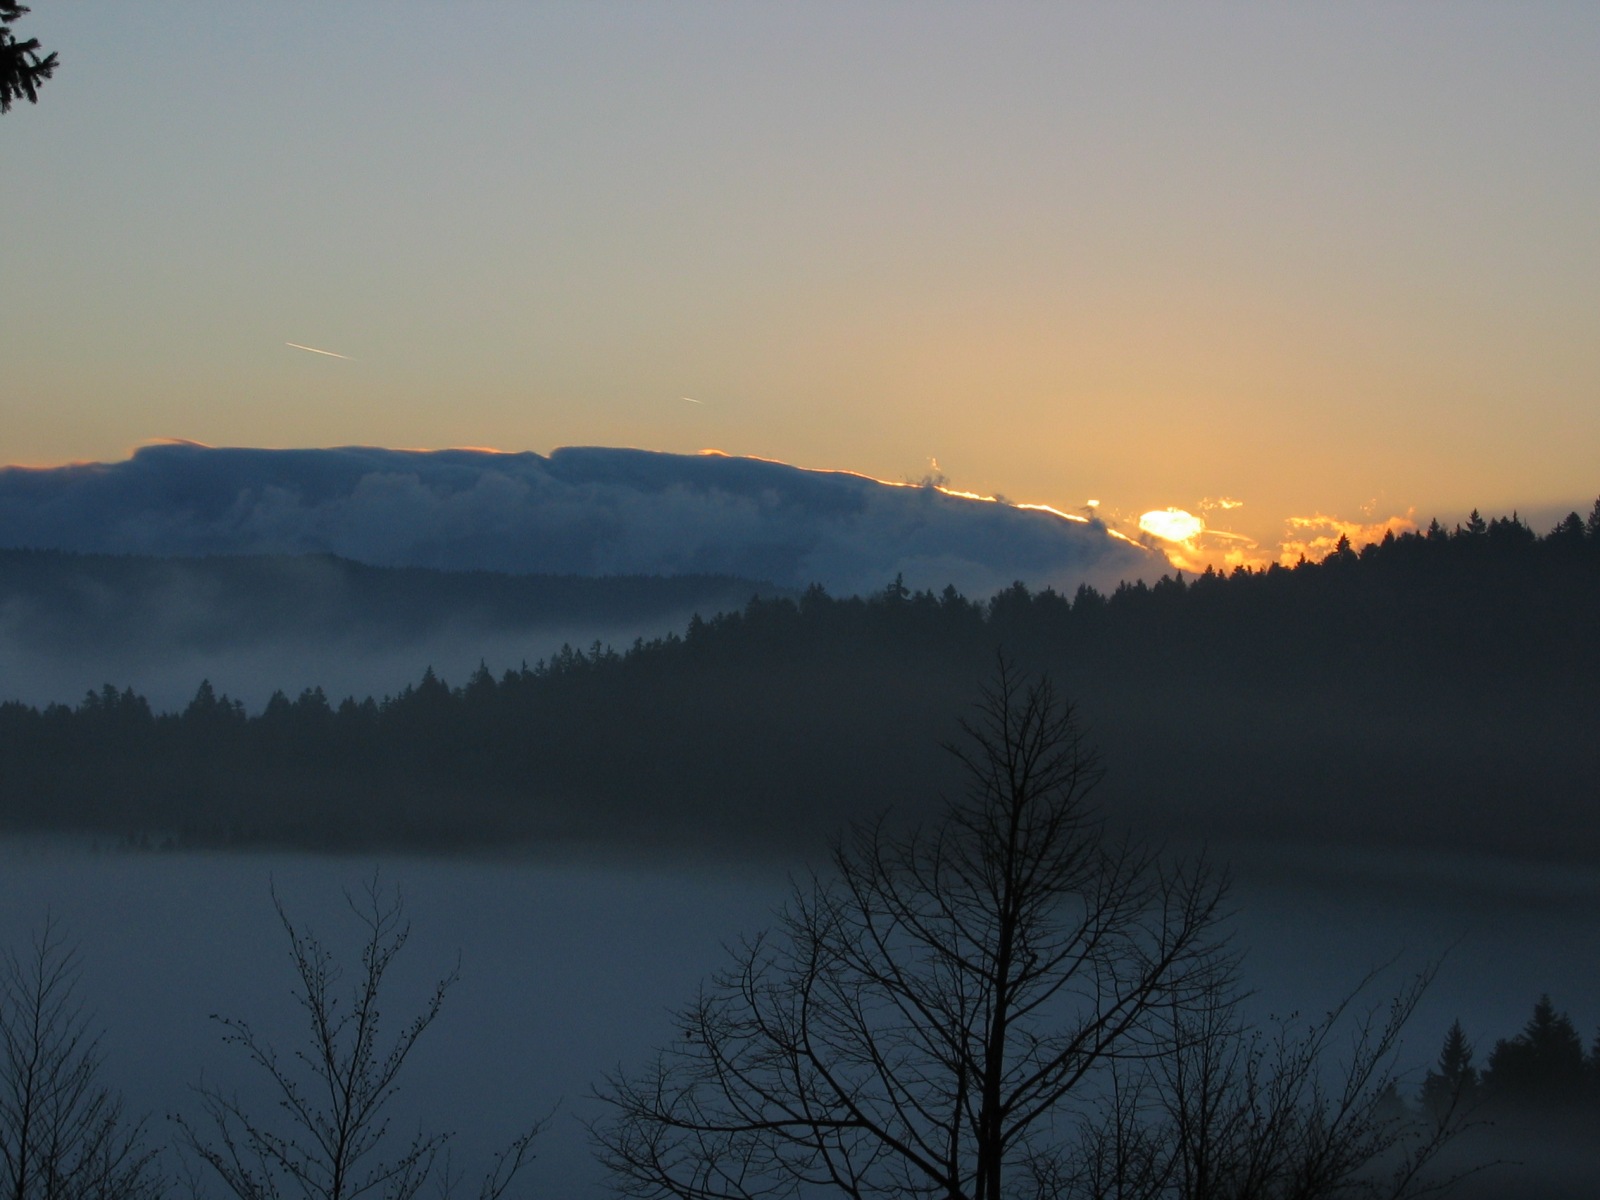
[4,3,1599,571]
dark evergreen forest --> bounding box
[1418,993,1600,1197]
[1423,995,1600,1120]
[1,504,1597,860]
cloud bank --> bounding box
[0,444,1162,597]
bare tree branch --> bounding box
[0,917,164,1200]
[174,875,543,1200]
[594,662,1469,1200]
[594,663,1233,1200]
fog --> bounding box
[0,549,770,710]
[1,525,1595,1196]
[0,611,697,712]
[2,842,1595,1198]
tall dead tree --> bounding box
[595,663,1467,1200]
[596,662,1232,1200]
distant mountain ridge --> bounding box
[0,443,1160,597]
[0,547,781,711]
[0,547,782,650]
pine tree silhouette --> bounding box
[1420,1018,1478,1116]
[0,3,56,112]
[1483,995,1585,1108]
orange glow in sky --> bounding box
[1126,502,1423,574]
[2,7,1596,568]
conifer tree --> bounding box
[0,2,55,112]
[1482,995,1585,1107]
[1549,511,1587,547]
[1419,1019,1478,1116]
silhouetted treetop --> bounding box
[0,2,55,112]
[1424,995,1600,1127]
[1482,994,1587,1109]
[1420,1019,1478,1118]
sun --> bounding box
[1138,508,1205,544]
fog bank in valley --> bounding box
[0,549,772,709]
[0,844,1593,1199]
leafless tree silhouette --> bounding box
[595,663,1468,1200]
[0,919,163,1200]
[1055,965,1479,1199]
[175,877,540,1200]
[596,662,1232,1200]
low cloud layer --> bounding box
[0,546,775,709]
[0,444,1161,597]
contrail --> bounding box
[681,396,704,404]
[286,341,353,360]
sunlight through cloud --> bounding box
[1138,508,1206,544]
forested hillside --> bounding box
[0,548,778,649]
[1,505,1597,861]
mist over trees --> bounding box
[1422,994,1600,1118]
[0,501,1597,862]
[0,549,781,713]
[0,676,1499,1200]
[596,667,1465,1200]
[0,549,779,659]
[0,632,1595,1194]
[1414,997,1600,1199]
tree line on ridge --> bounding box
[0,500,1596,858]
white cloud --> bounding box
[0,445,1163,598]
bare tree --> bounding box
[0,919,164,1200]
[175,877,540,1200]
[595,662,1233,1200]
[594,663,1467,1200]
[1057,968,1479,1199]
